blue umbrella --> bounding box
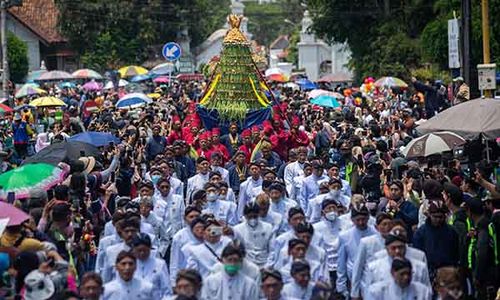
[296,79,317,90]
[69,132,121,147]
[310,95,341,108]
[130,74,151,82]
[116,92,153,109]
[59,82,76,89]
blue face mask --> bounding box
[151,175,161,185]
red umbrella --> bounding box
[0,103,13,114]
[0,202,29,226]
[153,76,169,83]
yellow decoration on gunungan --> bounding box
[200,74,221,105]
[248,76,270,107]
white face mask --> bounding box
[207,192,218,202]
[247,218,258,227]
[329,190,341,199]
[325,211,338,222]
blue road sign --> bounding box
[162,42,182,62]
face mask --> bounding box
[151,175,160,185]
[224,263,241,275]
[329,190,341,199]
[206,192,218,202]
[325,211,338,222]
[247,218,258,227]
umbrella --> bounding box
[130,74,151,82]
[116,93,153,109]
[0,103,13,114]
[15,84,46,98]
[69,131,121,147]
[72,68,103,79]
[118,66,148,78]
[317,72,353,83]
[266,73,287,82]
[417,98,500,139]
[147,93,161,99]
[0,203,28,226]
[310,95,341,108]
[38,70,73,81]
[283,82,299,90]
[58,82,76,89]
[153,76,169,83]
[296,79,317,90]
[103,79,129,90]
[176,74,204,81]
[29,96,66,107]
[14,104,35,111]
[150,62,175,75]
[23,141,101,166]
[26,70,48,82]
[308,89,344,99]
[402,132,466,158]
[374,76,408,88]
[0,163,69,201]
[82,80,102,91]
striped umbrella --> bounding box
[15,83,46,98]
[401,132,466,158]
[116,92,152,109]
[30,96,66,107]
[38,70,73,81]
[150,62,175,75]
[0,103,13,114]
[118,66,148,78]
[72,68,103,79]
[374,76,408,88]
[0,163,69,201]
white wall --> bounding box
[6,14,41,72]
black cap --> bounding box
[462,196,484,215]
[261,268,283,282]
[311,160,323,169]
[385,228,408,245]
[443,182,463,206]
[290,259,310,275]
[391,257,412,272]
[351,203,370,218]
[321,198,340,210]
[131,233,152,248]
[243,202,260,215]
[288,207,304,219]
[288,238,307,250]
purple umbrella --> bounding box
[0,202,29,226]
[83,80,103,91]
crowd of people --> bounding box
[0,74,499,300]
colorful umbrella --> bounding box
[29,96,66,107]
[308,89,344,99]
[130,74,151,82]
[23,141,101,166]
[266,73,287,82]
[176,74,204,81]
[72,68,103,79]
[0,163,69,201]
[118,66,148,78]
[150,62,175,75]
[310,95,341,108]
[103,80,129,90]
[317,72,353,83]
[0,103,13,114]
[153,76,169,84]
[147,93,161,99]
[0,204,28,226]
[116,93,153,109]
[401,132,466,158]
[26,70,48,82]
[283,82,299,90]
[82,80,103,91]
[15,84,46,98]
[38,70,73,81]
[69,131,121,147]
[374,76,408,88]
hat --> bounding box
[443,182,463,204]
[462,197,484,215]
[288,238,307,250]
[79,156,96,174]
[428,200,448,214]
[212,128,221,136]
[269,182,285,193]
[385,228,408,245]
[241,129,252,138]
[24,270,55,300]
[252,125,260,132]
[132,233,152,248]
[391,257,412,272]
[453,76,464,82]
[321,198,340,210]
[243,202,260,215]
[423,179,443,200]
[311,160,323,170]
[351,203,370,218]
[290,259,310,275]
[291,116,301,126]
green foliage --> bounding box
[55,0,229,71]
[285,29,300,66]
[7,32,28,83]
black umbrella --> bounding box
[23,141,102,166]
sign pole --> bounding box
[481,0,491,97]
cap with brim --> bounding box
[79,156,96,174]
[24,270,55,300]
[462,196,484,214]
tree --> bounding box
[7,32,29,83]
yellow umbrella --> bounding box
[30,96,67,107]
[118,66,148,78]
[147,93,161,99]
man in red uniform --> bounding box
[167,115,183,145]
[269,114,291,160]
[210,127,230,163]
[238,129,254,163]
[289,116,310,149]
[196,132,214,160]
